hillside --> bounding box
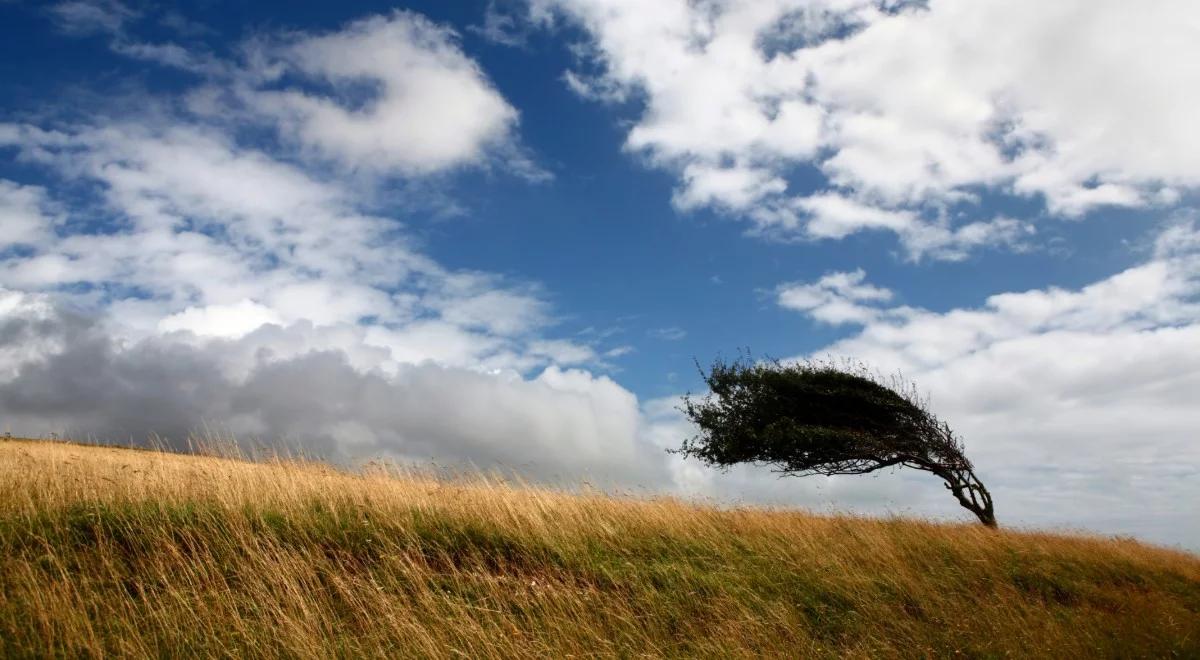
[1,438,1197,658]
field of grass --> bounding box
[1,438,1197,658]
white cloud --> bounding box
[674,163,787,213]
[776,220,1200,547]
[899,216,1035,263]
[0,117,599,374]
[158,300,283,339]
[432,284,551,337]
[237,11,524,176]
[528,339,598,365]
[776,268,892,325]
[1,122,406,320]
[362,322,507,372]
[796,194,914,240]
[537,0,1200,256]
[0,181,56,250]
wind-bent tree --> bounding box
[677,357,996,527]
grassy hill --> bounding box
[1,438,1197,658]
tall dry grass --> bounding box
[1,437,1197,658]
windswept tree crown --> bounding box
[679,357,996,526]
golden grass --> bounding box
[1,438,1197,658]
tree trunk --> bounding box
[935,466,997,527]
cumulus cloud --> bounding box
[535,0,1200,256]
[44,6,535,178]
[777,220,1200,547]
[232,11,530,177]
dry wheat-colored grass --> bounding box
[1,437,1197,658]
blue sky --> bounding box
[1,0,1198,548]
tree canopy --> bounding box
[678,357,996,527]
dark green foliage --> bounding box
[679,357,997,526]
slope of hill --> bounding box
[1,438,1197,658]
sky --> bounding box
[0,0,1197,549]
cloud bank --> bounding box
[0,290,663,484]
